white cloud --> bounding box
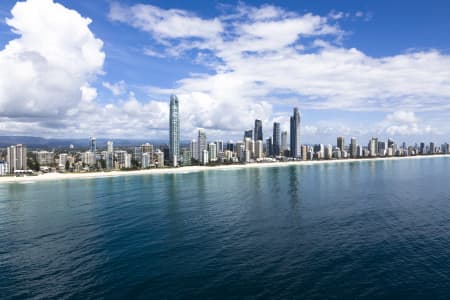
[0,0,104,118]
[102,80,126,96]
[378,111,437,137]
[109,2,223,40]
[1,1,450,143]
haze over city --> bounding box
[0,0,449,144]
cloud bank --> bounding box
[0,0,449,144]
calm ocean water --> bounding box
[1,157,450,299]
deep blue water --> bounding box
[1,157,450,299]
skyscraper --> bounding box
[273,122,281,156]
[337,136,345,152]
[281,131,288,153]
[7,144,27,173]
[254,119,263,141]
[198,129,207,160]
[350,137,357,158]
[290,107,301,158]
[244,129,253,140]
[89,137,96,153]
[169,94,180,164]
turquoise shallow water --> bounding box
[1,157,450,299]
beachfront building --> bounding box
[273,122,281,156]
[254,119,263,142]
[198,129,207,160]
[281,131,288,154]
[209,143,217,162]
[0,160,8,175]
[59,154,68,170]
[255,140,264,159]
[201,149,209,165]
[169,95,180,165]
[290,108,301,158]
[155,150,164,168]
[7,144,27,174]
[36,151,55,166]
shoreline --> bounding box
[0,154,448,184]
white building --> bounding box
[36,151,55,166]
[7,144,27,173]
[208,143,217,162]
[155,150,164,168]
[255,140,263,159]
[201,149,209,165]
[142,152,151,168]
[59,153,68,170]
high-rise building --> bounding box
[369,137,378,157]
[214,140,224,153]
[89,137,96,153]
[190,140,198,160]
[337,136,345,152]
[244,129,253,140]
[142,152,151,168]
[36,151,54,166]
[208,143,217,162]
[7,144,27,173]
[155,149,164,167]
[254,119,263,141]
[266,137,273,156]
[201,149,209,165]
[255,140,263,159]
[169,95,180,164]
[429,142,435,154]
[290,107,301,158]
[350,137,357,158]
[281,131,288,153]
[59,153,68,170]
[244,137,254,158]
[198,129,207,160]
[106,141,114,170]
[273,122,281,156]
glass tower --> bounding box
[290,108,301,158]
[169,95,180,163]
[254,119,263,141]
[273,122,281,156]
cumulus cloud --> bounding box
[102,80,126,96]
[110,2,450,142]
[1,1,450,142]
[378,111,436,137]
[0,0,104,118]
[109,2,223,40]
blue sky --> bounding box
[0,0,449,145]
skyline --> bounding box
[0,0,450,144]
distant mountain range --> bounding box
[0,136,178,149]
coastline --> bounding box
[0,154,448,184]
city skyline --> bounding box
[0,0,450,144]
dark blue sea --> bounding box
[1,157,450,299]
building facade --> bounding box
[169,94,180,164]
[290,108,301,158]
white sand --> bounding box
[0,154,448,184]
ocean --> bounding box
[1,157,450,299]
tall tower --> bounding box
[290,108,301,158]
[198,129,207,160]
[273,122,281,156]
[350,137,357,158]
[169,94,180,163]
[90,137,96,153]
[337,136,345,152]
[281,131,288,153]
[254,119,263,141]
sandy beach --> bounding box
[0,154,448,184]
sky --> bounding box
[0,0,450,145]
